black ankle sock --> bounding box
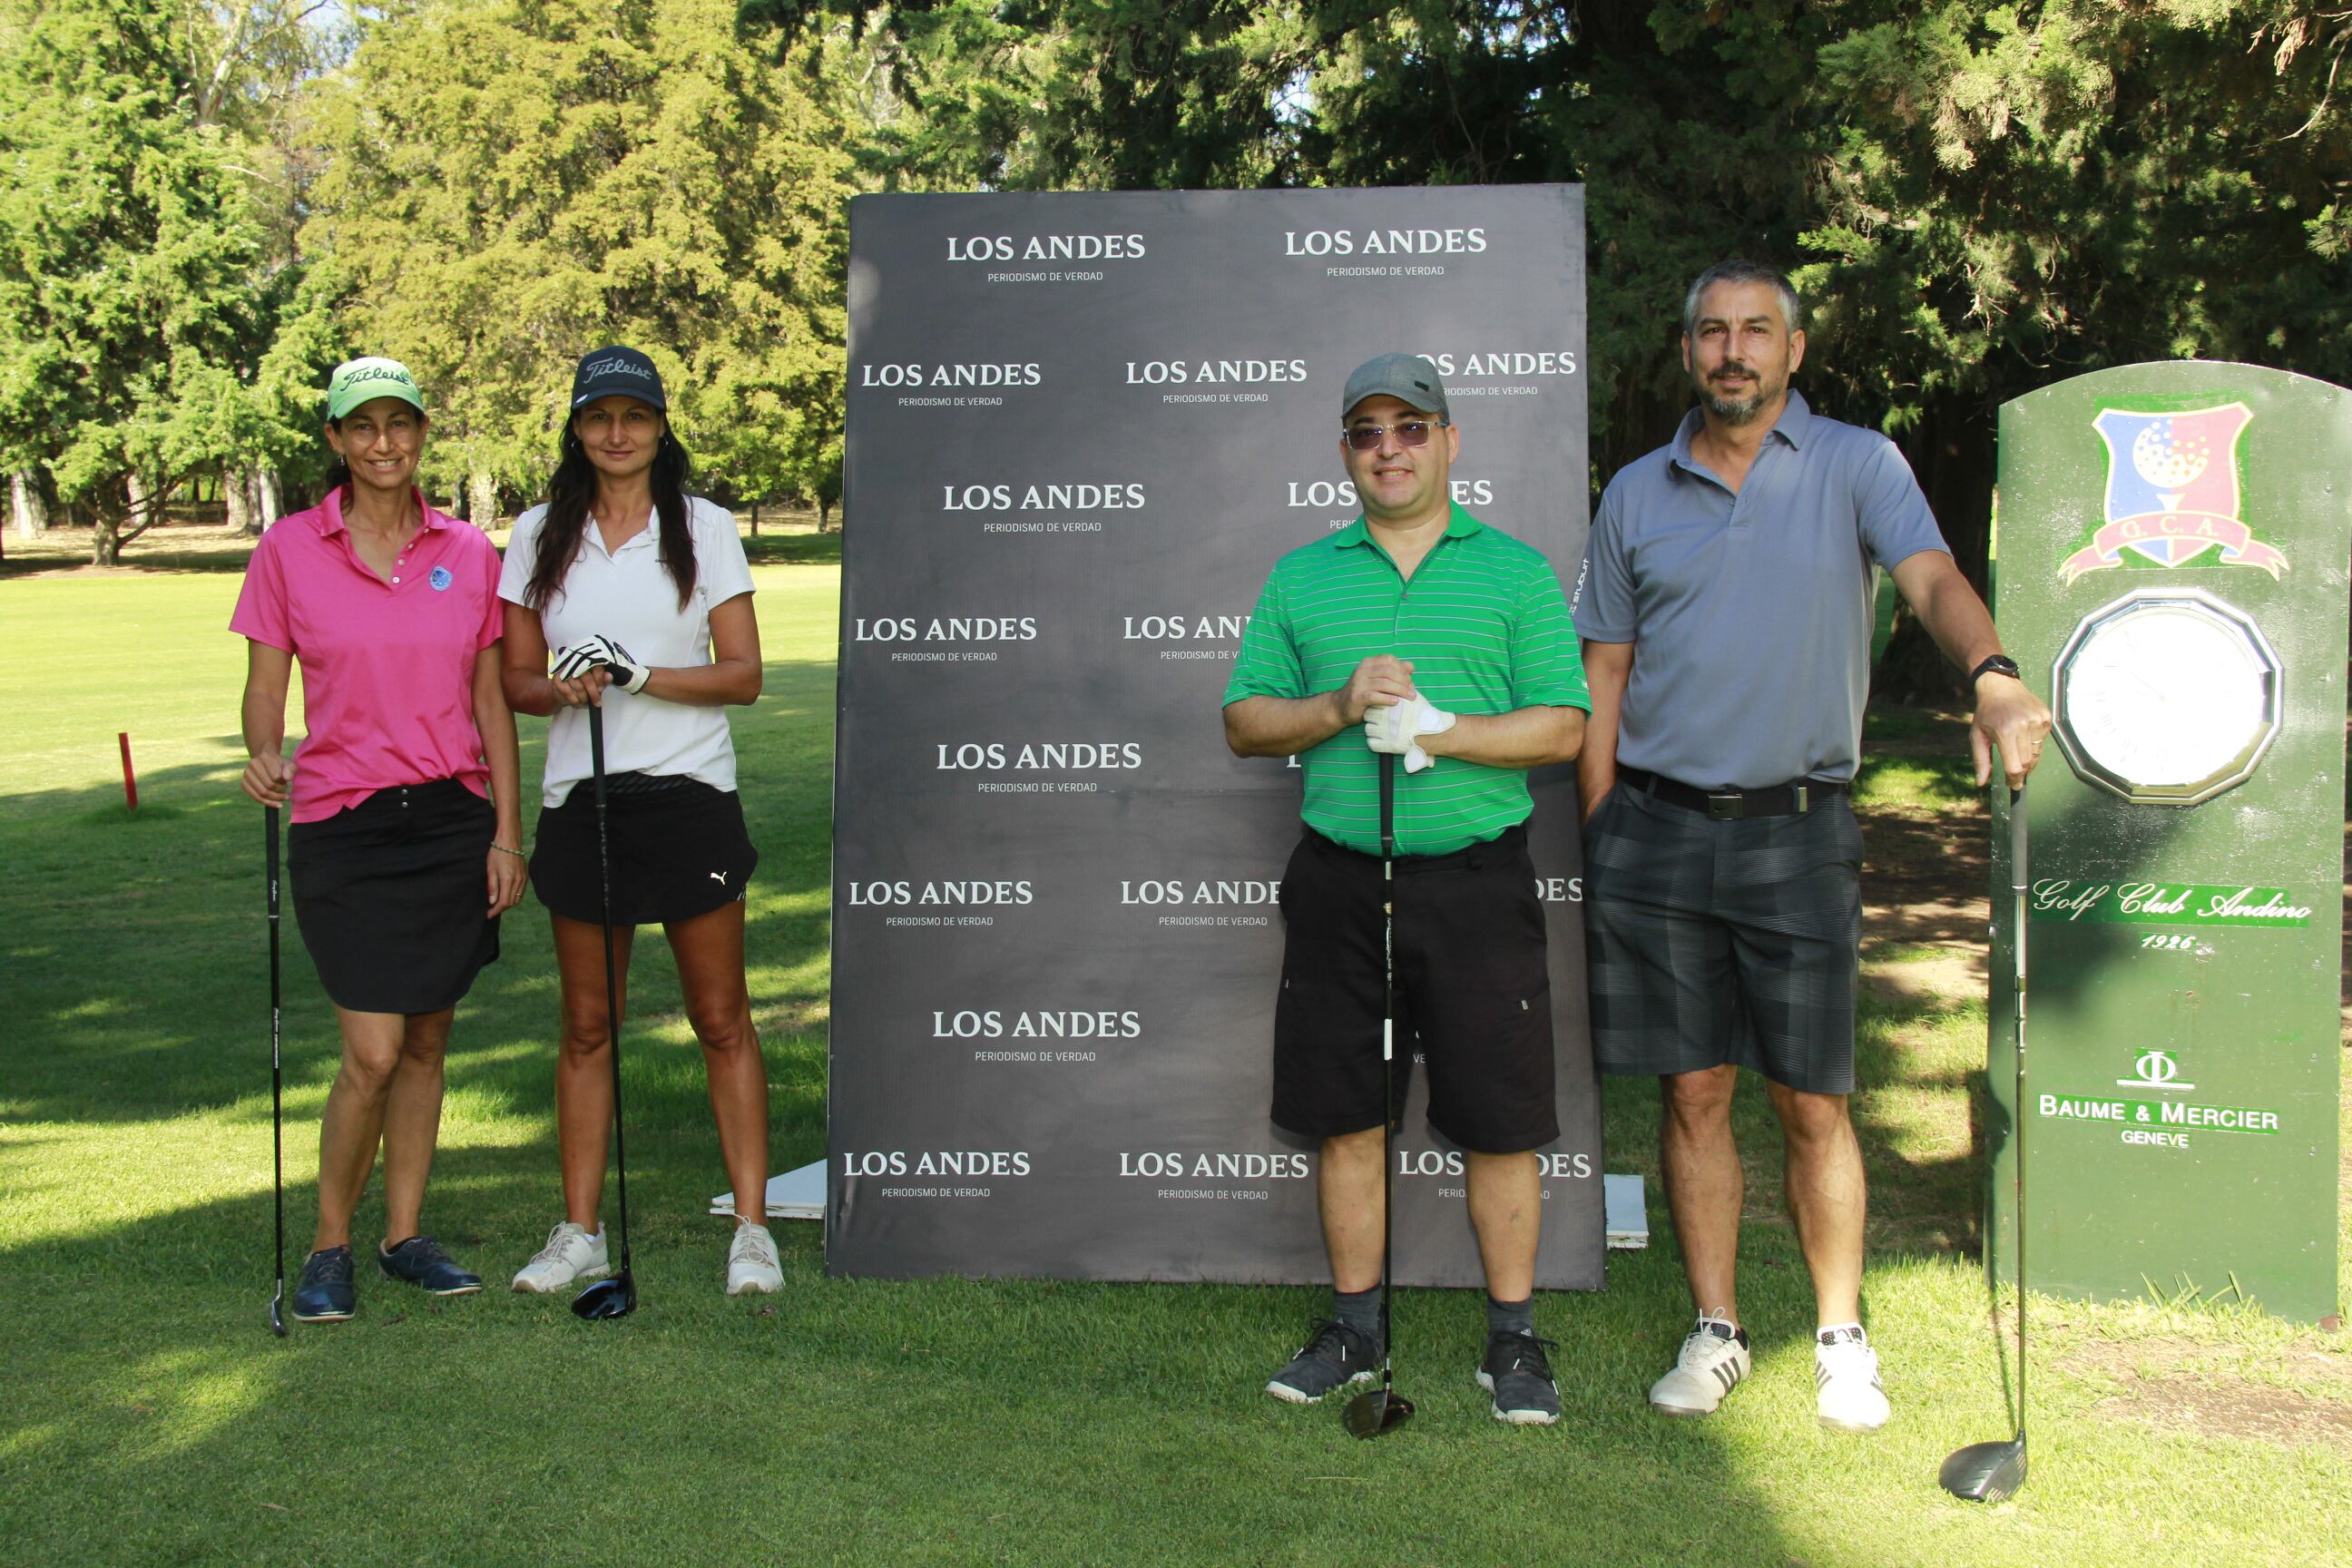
[1333,1284,1384,1345]
[1486,1294,1535,1338]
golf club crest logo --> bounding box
[2059,404,2287,585]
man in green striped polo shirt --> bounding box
[1222,352,1591,1426]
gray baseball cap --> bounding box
[1341,352,1450,421]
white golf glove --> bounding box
[552,634,650,694]
[1363,694,1456,774]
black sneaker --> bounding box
[1266,1320,1379,1405]
[1477,1329,1563,1426]
[291,1245,356,1322]
[377,1235,484,1297]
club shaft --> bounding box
[1377,752,1396,1392]
[590,701,631,1268]
[266,806,284,1306]
[2010,781,2028,1443]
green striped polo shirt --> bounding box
[1223,504,1591,855]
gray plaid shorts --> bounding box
[1581,778,1863,1094]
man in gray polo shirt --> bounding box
[1573,260,2052,1433]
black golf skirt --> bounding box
[289,779,501,1015]
[529,773,758,927]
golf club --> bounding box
[1343,750,1414,1438]
[266,805,287,1338]
[573,692,638,1320]
[1941,778,2029,1502]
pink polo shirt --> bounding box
[230,488,504,823]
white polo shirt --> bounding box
[500,495,758,807]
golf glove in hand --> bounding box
[553,634,650,694]
[1364,695,1455,774]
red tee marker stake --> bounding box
[118,731,138,810]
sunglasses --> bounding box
[1344,419,1448,451]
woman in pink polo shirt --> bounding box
[497,346,778,1300]
[230,357,528,1324]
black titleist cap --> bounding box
[571,346,667,410]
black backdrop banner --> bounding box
[828,187,1601,1288]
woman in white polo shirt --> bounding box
[497,346,780,1298]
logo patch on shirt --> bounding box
[429,565,454,592]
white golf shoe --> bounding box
[512,1221,610,1293]
[726,1221,783,1296]
[1648,1318,1751,1416]
[1815,1327,1891,1432]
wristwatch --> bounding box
[1968,653,2023,687]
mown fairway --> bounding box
[3,539,2348,1567]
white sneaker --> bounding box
[1649,1317,1751,1416]
[726,1221,783,1296]
[511,1221,609,1293]
[1816,1328,1891,1432]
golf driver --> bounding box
[266,805,287,1338]
[573,694,638,1320]
[1941,778,2029,1502]
[1343,751,1414,1438]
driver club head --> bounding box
[1939,1436,2026,1503]
[269,1288,286,1338]
[1341,1387,1415,1439]
[571,1268,637,1321]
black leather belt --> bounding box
[1617,764,1847,821]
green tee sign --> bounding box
[1992,362,2347,1324]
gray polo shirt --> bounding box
[1573,390,1948,789]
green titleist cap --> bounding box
[326,357,426,420]
[1340,352,1449,421]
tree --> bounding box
[860,1,2352,689]
[304,0,866,521]
[0,0,270,563]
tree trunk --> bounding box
[467,471,498,531]
[224,464,252,534]
[11,469,48,538]
[256,469,281,532]
[818,497,834,532]
[750,498,760,535]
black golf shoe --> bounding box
[377,1235,484,1297]
[290,1245,356,1322]
[1477,1329,1563,1426]
[1266,1320,1379,1405]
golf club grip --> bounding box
[264,805,279,890]
[2009,780,2026,891]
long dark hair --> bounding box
[523,418,697,612]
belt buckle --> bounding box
[1706,791,1744,821]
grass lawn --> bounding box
[3,534,2348,1566]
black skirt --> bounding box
[530,773,758,926]
[289,779,502,1014]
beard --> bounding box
[1696,360,1780,426]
